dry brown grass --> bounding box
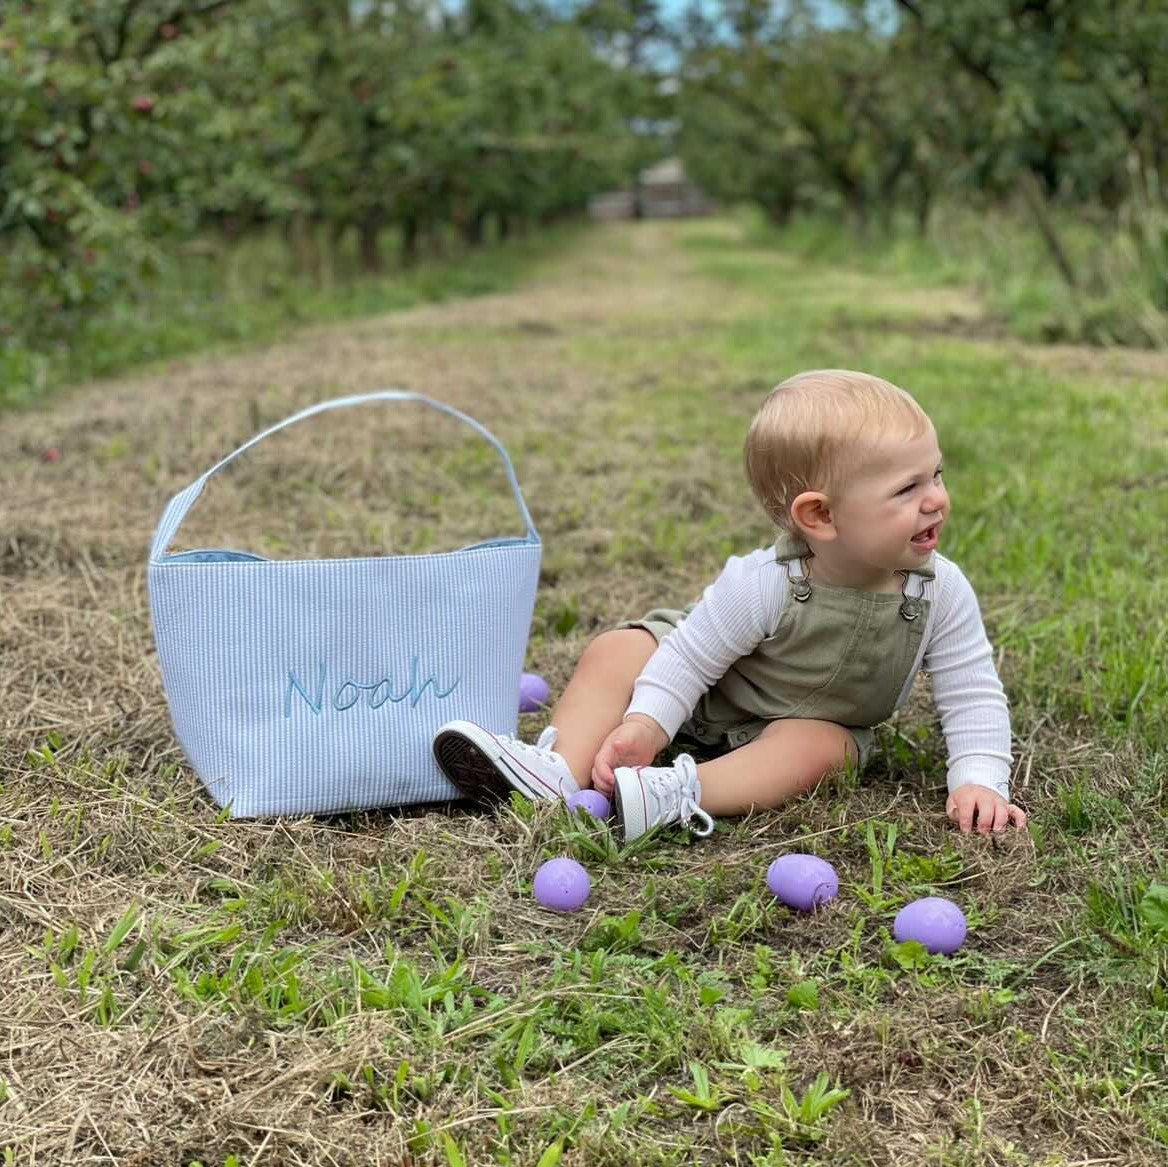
[2,220,1165,1166]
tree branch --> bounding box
[111,0,148,65]
[138,0,240,59]
[894,0,1002,94]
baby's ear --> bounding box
[790,491,836,541]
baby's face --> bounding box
[829,429,950,579]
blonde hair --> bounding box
[744,369,932,531]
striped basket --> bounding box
[147,391,541,817]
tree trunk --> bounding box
[285,212,322,283]
[399,214,419,267]
[914,180,933,237]
[845,186,869,237]
[326,220,346,283]
[632,172,646,220]
[424,221,447,260]
[358,212,383,274]
[462,209,487,246]
[761,193,794,227]
[1018,169,1078,290]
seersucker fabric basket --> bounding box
[147,391,541,818]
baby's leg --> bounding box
[696,719,857,816]
[549,628,658,786]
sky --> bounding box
[619,1,874,28]
[661,0,858,19]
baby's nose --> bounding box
[922,483,949,514]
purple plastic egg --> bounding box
[893,897,967,955]
[766,853,839,912]
[519,672,551,713]
[567,789,612,820]
[533,857,591,912]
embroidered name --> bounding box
[283,659,460,718]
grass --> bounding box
[2,216,1166,1164]
[736,202,1168,349]
[0,222,580,410]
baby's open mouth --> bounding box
[911,525,937,546]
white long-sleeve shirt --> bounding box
[625,547,1013,798]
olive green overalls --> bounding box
[621,533,935,765]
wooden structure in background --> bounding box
[589,158,715,220]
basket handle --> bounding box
[148,390,539,563]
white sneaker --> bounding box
[432,720,580,807]
[613,754,715,843]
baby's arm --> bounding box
[624,551,774,733]
[925,564,1027,833]
[592,551,776,788]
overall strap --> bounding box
[772,533,936,620]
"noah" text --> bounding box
[283,659,459,718]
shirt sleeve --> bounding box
[924,563,1013,799]
[624,551,774,740]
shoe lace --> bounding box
[645,754,714,837]
[497,725,559,756]
[497,726,574,788]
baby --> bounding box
[433,369,1027,842]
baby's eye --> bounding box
[897,482,916,495]
[934,468,944,480]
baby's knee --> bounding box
[582,627,657,666]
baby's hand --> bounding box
[946,785,1027,834]
[591,716,668,795]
